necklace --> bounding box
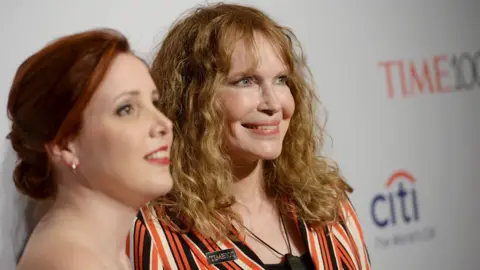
[242,213,307,270]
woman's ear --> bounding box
[44,139,79,168]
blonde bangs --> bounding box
[215,16,295,78]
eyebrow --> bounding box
[227,71,251,79]
[227,69,290,79]
[114,89,158,101]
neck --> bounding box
[230,159,271,213]
[44,181,136,257]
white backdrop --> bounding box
[1,1,479,269]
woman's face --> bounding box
[67,53,173,206]
[218,33,295,164]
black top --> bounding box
[264,253,315,270]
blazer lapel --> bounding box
[292,209,327,269]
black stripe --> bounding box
[229,238,265,267]
[134,219,140,270]
[365,243,371,266]
[141,226,152,270]
[133,219,141,270]
[228,227,264,266]
[177,235,201,269]
[335,237,354,270]
[168,233,187,269]
[339,213,367,268]
[296,219,309,251]
[345,199,371,266]
[186,231,229,270]
[324,227,339,270]
[135,213,151,270]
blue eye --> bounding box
[116,104,132,116]
[235,77,253,87]
[276,76,289,85]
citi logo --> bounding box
[371,170,419,228]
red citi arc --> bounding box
[144,145,170,165]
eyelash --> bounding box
[234,76,289,87]
[235,77,254,87]
[276,76,289,84]
[115,99,160,117]
[116,104,132,116]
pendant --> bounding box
[285,254,307,270]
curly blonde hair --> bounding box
[150,3,352,240]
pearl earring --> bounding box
[71,163,77,174]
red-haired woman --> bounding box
[9,29,173,270]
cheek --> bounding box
[220,92,259,121]
[76,124,136,168]
[76,128,112,165]
[280,92,295,119]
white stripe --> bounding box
[142,207,177,268]
[151,244,164,270]
[310,229,325,270]
[191,253,204,269]
[332,226,359,269]
[326,227,341,267]
[129,218,136,267]
[343,205,367,268]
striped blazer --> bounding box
[127,200,371,269]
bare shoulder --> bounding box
[17,238,105,270]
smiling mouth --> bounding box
[241,123,280,135]
[242,124,278,130]
[144,146,170,165]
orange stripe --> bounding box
[193,231,216,252]
[344,201,366,242]
[151,244,159,270]
[163,223,185,270]
[290,206,303,237]
[180,234,210,268]
[134,221,141,270]
[139,225,146,270]
[345,227,362,266]
[344,201,369,267]
[143,209,172,269]
[334,223,360,266]
[292,205,324,269]
[172,232,190,270]
[365,249,371,270]
[341,244,356,269]
[192,254,208,270]
[221,238,261,270]
[126,232,131,258]
[329,227,342,268]
[306,227,320,267]
[315,227,330,270]
[319,227,333,270]
[333,236,355,270]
